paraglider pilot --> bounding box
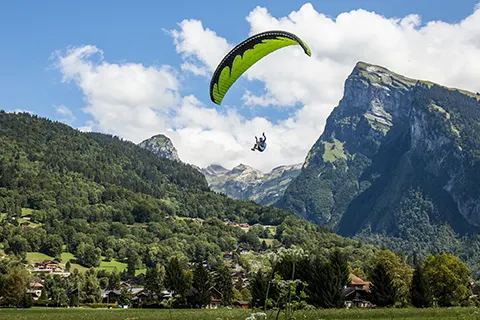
[252,133,267,152]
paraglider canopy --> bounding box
[209,30,311,105]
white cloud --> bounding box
[55,3,480,172]
[78,120,94,133]
[7,109,34,115]
[53,45,181,142]
[55,104,76,124]
[56,104,74,117]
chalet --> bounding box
[130,289,172,307]
[192,218,203,225]
[232,271,250,290]
[343,274,374,308]
[34,260,61,272]
[32,260,70,277]
[207,287,222,309]
[101,288,145,304]
[120,280,136,287]
[26,282,43,300]
[20,221,31,228]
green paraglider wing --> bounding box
[209,30,311,105]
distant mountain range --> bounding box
[200,163,302,206]
[138,135,302,206]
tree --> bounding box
[249,269,269,308]
[42,234,63,257]
[423,253,471,307]
[76,243,101,268]
[240,287,252,304]
[83,269,102,303]
[215,264,233,306]
[7,235,28,258]
[108,271,121,290]
[145,263,165,300]
[104,248,115,262]
[192,263,211,307]
[36,288,48,306]
[324,249,350,308]
[65,261,71,272]
[369,249,413,306]
[261,240,268,251]
[410,255,432,308]
[127,250,140,278]
[1,267,29,306]
[19,293,33,308]
[369,262,396,307]
[165,257,188,299]
[304,255,327,308]
[118,286,132,306]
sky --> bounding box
[2,0,480,172]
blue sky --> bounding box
[1,0,480,171]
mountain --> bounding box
[137,133,301,206]
[0,110,377,273]
[138,134,180,162]
[200,163,302,205]
[277,61,480,262]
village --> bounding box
[23,252,374,309]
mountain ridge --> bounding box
[200,162,302,205]
[138,134,302,205]
[277,60,480,244]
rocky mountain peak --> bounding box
[138,134,180,162]
[279,61,480,240]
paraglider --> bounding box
[209,30,311,153]
[251,132,267,152]
[209,30,311,106]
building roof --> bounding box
[350,274,366,285]
[30,282,44,289]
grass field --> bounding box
[0,307,479,320]
[26,252,146,276]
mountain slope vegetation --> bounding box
[276,62,480,276]
[0,111,377,274]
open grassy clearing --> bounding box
[26,252,145,276]
[0,306,479,320]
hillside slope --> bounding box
[0,111,377,272]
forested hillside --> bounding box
[0,110,377,273]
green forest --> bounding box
[0,111,477,315]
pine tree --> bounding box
[328,249,351,308]
[108,271,121,290]
[165,257,188,299]
[261,240,267,251]
[410,255,433,307]
[126,250,139,278]
[192,263,211,307]
[215,265,233,306]
[250,269,268,308]
[304,256,327,307]
[145,263,165,300]
[369,263,396,307]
